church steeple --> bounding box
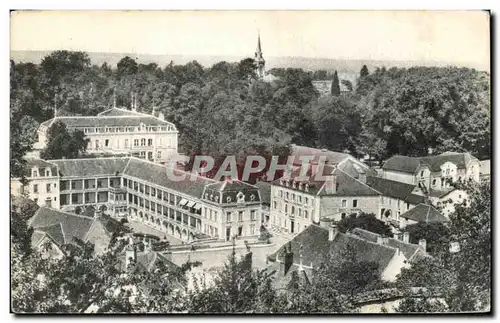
[254,32,265,79]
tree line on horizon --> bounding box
[10,50,491,180]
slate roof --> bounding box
[24,158,58,178]
[49,157,130,177]
[255,181,272,205]
[350,228,424,261]
[366,176,418,201]
[118,251,179,272]
[383,152,478,173]
[269,225,397,275]
[29,207,95,246]
[123,158,216,199]
[400,204,450,223]
[405,194,427,205]
[40,115,175,129]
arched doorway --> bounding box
[175,226,181,238]
[189,232,195,242]
[181,229,188,241]
[139,211,143,220]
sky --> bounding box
[10,10,490,67]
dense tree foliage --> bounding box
[331,71,340,96]
[403,222,451,255]
[337,212,393,237]
[395,181,491,312]
[40,121,89,160]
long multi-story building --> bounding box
[35,107,178,163]
[11,157,264,243]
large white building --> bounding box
[35,107,178,163]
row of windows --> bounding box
[82,125,174,134]
[381,196,411,209]
[90,138,171,150]
[276,189,310,205]
[203,207,219,222]
[32,183,56,194]
[225,210,257,222]
[341,199,358,208]
[31,168,53,178]
[273,200,310,219]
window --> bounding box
[125,139,129,148]
[34,198,38,203]
[140,151,146,158]
[226,212,232,222]
[341,213,346,219]
[105,139,110,147]
[238,211,243,221]
[420,170,424,177]
[291,206,295,215]
[285,204,288,214]
[341,199,347,208]
[46,183,51,193]
[286,192,289,200]
[95,140,100,149]
[292,193,295,202]
[251,210,256,221]
[432,179,437,186]
[304,210,308,219]
[134,139,139,146]
[148,139,153,146]
[33,184,38,193]
[298,209,302,217]
[157,151,162,159]
[141,138,146,146]
[31,169,38,177]
[273,201,277,209]
[406,202,410,210]
[250,224,255,235]
[298,195,302,203]
[279,190,283,198]
[353,199,358,208]
[305,197,309,205]
[45,169,51,176]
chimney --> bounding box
[377,236,384,245]
[323,175,338,195]
[419,239,427,253]
[403,231,410,243]
[359,172,367,183]
[328,224,338,241]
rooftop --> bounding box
[383,152,479,173]
[400,204,450,224]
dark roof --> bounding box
[40,115,175,129]
[366,176,416,200]
[97,107,144,117]
[383,152,479,173]
[405,194,427,205]
[255,181,272,205]
[428,188,455,198]
[272,167,380,197]
[350,228,423,261]
[118,251,179,272]
[29,207,95,245]
[24,158,58,178]
[123,158,215,199]
[400,204,450,223]
[50,157,130,177]
[382,156,428,173]
[269,225,397,274]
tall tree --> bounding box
[331,71,341,96]
[40,121,89,160]
[360,64,369,78]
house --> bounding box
[480,159,490,182]
[399,204,450,228]
[12,156,263,243]
[28,207,114,258]
[428,188,467,217]
[10,158,60,209]
[382,152,481,191]
[270,165,382,235]
[366,176,426,225]
[266,224,426,289]
[35,107,178,163]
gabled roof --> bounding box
[118,251,179,272]
[405,194,427,205]
[29,207,95,246]
[366,176,417,201]
[269,225,398,275]
[50,157,130,177]
[383,152,479,173]
[24,158,58,178]
[400,204,450,223]
[350,228,424,261]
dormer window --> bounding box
[250,194,255,201]
[236,192,245,203]
[227,196,232,203]
[305,184,309,192]
[45,168,51,177]
[31,169,38,178]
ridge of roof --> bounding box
[339,168,383,195]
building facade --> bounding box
[35,107,178,163]
[12,157,264,243]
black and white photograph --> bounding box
[9,10,491,314]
